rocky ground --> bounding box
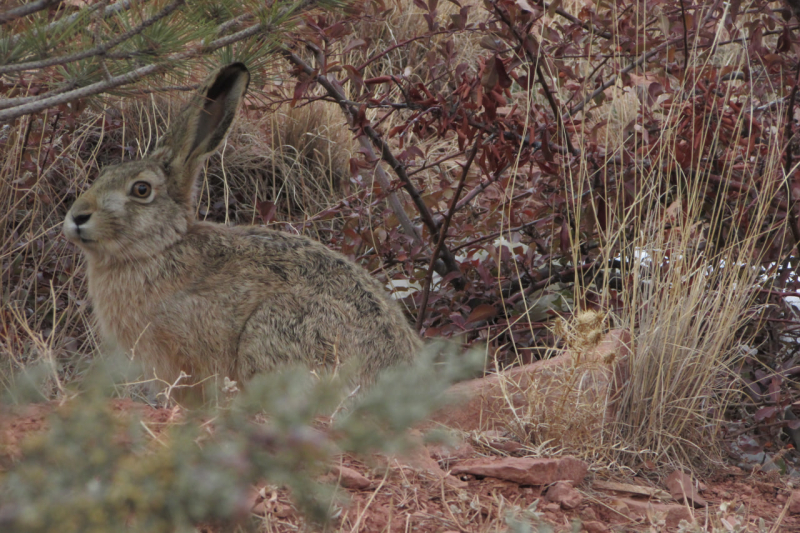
[2,398,800,532]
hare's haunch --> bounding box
[63,63,421,396]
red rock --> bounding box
[583,521,610,533]
[426,330,631,432]
[665,471,707,508]
[385,430,467,489]
[426,438,476,466]
[450,456,588,485]
[621,498,692,528]
[789,490,800,514]
[330,465,372,490]
[580,507,598,521]
[542,502,561,514]
[489,439,524,454]
[545,480,584,509]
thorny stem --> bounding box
[416,138,481,331]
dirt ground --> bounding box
[2,399,799,532]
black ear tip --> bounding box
[207,63,250,99]
[224,62,249,76]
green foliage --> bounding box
[0,345,482,532]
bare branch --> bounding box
[416,138,480,331]
[281,48,465,282]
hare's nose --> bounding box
[72,213,92,226]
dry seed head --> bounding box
[554,310,605,354]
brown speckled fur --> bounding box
[62,63,421,398]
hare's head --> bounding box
[63,63,250,260]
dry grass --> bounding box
[1,112,96,397]
[599,103,784,471]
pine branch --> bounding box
[0,18,284,121]
[0,0,185,75]
[0,0,63,24]
[0,62,166,121]
[0,80,80,111]
[2,0,133,49]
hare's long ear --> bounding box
[154,63,250,206]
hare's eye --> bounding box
[130,181,152,199]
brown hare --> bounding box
[62,63,421,400]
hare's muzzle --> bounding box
[63,208,95,245]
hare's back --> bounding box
[187,223,394,310]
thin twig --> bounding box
[355,29,459,72]
[451,215,551,253]
[565,36,680,119]
[416,138,481,331]
[537,0,613,40]
[507,261,596,305]
[678,0,690,77]
[567,0,723,119]
[407,150,466,178]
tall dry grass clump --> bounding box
[580,59,784,469]
[257,102,353,216]
[600,125,784,468]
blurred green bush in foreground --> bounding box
[0,346,482,532]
